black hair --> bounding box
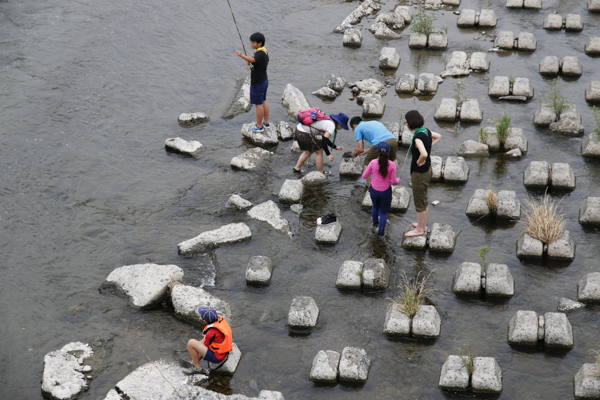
[378,149,389,178]
[250,32,265,46]
[349,116,363,128]
[405,110,424,130]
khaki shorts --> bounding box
[363,138,398,166]
[411,168,432,212]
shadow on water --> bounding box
[442,390,501,400]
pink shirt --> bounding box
[362,159,402,191]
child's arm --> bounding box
[362,162,374,180]
[389,162,402,185]
[236,51,254,65]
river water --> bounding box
[1,0,599,398]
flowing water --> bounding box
[1,0,600,398]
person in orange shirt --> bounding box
[183,306,233,375]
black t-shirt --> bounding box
[251,50,268,85]
[410,128,433,173]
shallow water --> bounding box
[1,0,600,398]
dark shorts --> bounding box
[205,348,226,364]
[295,127,322,153]
[250,79,268,105]
[364,138,398,166]
[411,168,432,212]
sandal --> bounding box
[322,171,331,176]
[293,168,302,174]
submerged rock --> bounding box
[312,87,339,100]
[558,298,584,312]
[178,223,252,255]
[178,112,209,124]
[42,342,94,400]
[248,201,291,233]
[225,194,253,211]
[343,28,363,47]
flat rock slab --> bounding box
[165,137,203,155]
[178,223,252,255]
[578,272,600,302]
[282,84,310,116]
[575,364,600,399]
[485,263,514,297]
[547,230,575,260]
[558,298,585,312]
[246,256,274,286]
[171,284,232,325]
[411,305,441,338]
[401,227,428,250]
[429,223,456,253]
[516,233,544,258]
[439,355,469,391]
[315,221,342,244]
[340,156,364,176]
[288,296,319,329]
[338,347,371,383]
[508,310,539,345]
[310,350,340,383]
[579,197,600,225]
[443,157,469,182]
[383,303,411,336]
[544,312,574,348]
[105,264,184,308]
[241,123,279,147]
[362,258,390,290]
[278,179,304,204]
[248,201,291,233]
[550,163,575,189]
[452,262,482,294]
[225,195,253,210]
[230,148,272,171]
[42,342,93,400]
[524,161,549,187]
[472,357,502,393]
[336,260,363,289]
[178,112,209,124]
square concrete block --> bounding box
[409,32,428,48]
[417,73,440,94]
[508,310,539,345]
[534,104,557,126]
[575,364,600,399]
[439,355,469,391]
[339,156,364,176]
[457,9,477,26]
[470,52,490,71]
[428,33,448,49]
[517,32,537,51]
[577,272,600,302]
[506,0,524,8]
[565,14,583,32]
[246,256,274,286]
[434,98,458,121]
[561,56,582,76]
[540,56,560,75]
[336,261,363,289]
[472,357,502,393]
[489,76,510,97]
[338,347,371,383]
[496,190,521,220]
[315,221,342,244]
[494,32,514,50]
[585,37,600,55]
[543,14,563,30]
[431,156,443,181]
[586,82,600,103]
[459,99,483,122]
[579,197,600,226]
[516,233,544,258]
[288,297,319,329]
[443,157,469,182]
[590,0,600,11]
[401,227,428,250]
[362,258,390,290]
[383,303,411,336]
[544,312,574,348]
[465,188,492,217]
[485,264,514,297]
[524,161,549,187]
[547,230,575,260]
[458,140,490,157]
[452,262,482,294]
[211,343,242,376]
[309,350,340,383]
[412,305,441,338]
[512,78,534,99]
[550,163,575,189]
[396,74,416,94]
[523,0,542,8]
[503,128,528,154]
[379,47,400,70]
[478,9,497,27]
[429,223,456,253]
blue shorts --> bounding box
[250,79,268,105]
[204,348,226,364]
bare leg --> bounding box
[262,100,269,125]
[295,151,312,171]
[187,339,208,369]
[316,149,324,173]
[255,104,264,128]
[405,208,428,237]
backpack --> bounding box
[297,108,331,126]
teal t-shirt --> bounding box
[353,121,395,145]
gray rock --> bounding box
[248,201,291,233]
[443,156,469,182]
[178,112,209,124]
[401,226,428,249]
[512,78,534,99]
[452,262,482,294]
[312,87,339,100]
[523,161,549,187]
[369,22,401,40]
[349,78,387,97]
[508,310,539,345]
[383,303,411,336]
[470,52,490,71]
[259,390,286,400]
[42,342,93,400]
[488,76,510,97]
[379,47,400,70]
[375,11,405,30]
[339,155,363,176]
[309,350,340,382]
[400,125,413,147]
[362,185,410,211]
[479,127,500,152]
[503,127,528,154]
[282,84,310,116]
[550,163,575,189]
[494,31,514,50]
[434,98,458,121]
[543,14,563,30]
[334,0,381,33]
[439,355,470,391]
[165,138,203,155]
[590,0,600,11]
[550,105,585,136]
[485,264,514,297]
[443,0,461,5]
[336,260,364,289]
[506,0,524,7]
[524,0,542,8]
[241,123,279,147]
[431,156,443,181]
[395,74,416,94]
[428,33,448,49]
[557,298,584,312]
[291,140,302,153]
[171,284,232,324]
[105,264,183,309]
[362,258,390,290]
[288,296,319,329]
[579,197,600,225]
[211,343,242,376]
[498,95,528,102]
[408,32,428,48]
[338,347,371,383]
[505,148,523,157]
[585,81,600,104]
[585,37,600,55]
[278,179,304,204]
[362,93,386,117]
[471,357,503,393]
[574,364,600,399]
[385,122,400,140]
[222,77,252,120]
[478,9,497,27]
[582,134,600,157]
[565,14,584,32]
[315,221,342,244]
[516,233,544,258]
[544,312,574,348]
[178,223,252,255]
[245,256,274,285]
[230,147,272,171]
[429,223,456,253]
[540,56,560,75]
[277,121,294,141]
[411,305,441,338]
[533,104,557,126]
[326,74,347,92]
[225,194,253,211]
[343,28,363,47]
[577,272,600,302]
[459,99,483,122]
[497,190,521,220]
[302,171,329,185]
[561,56,582,76]
[465,189,491,217]
[457,10,477,27]
[395,6,412,24]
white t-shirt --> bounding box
[297,119,335,134]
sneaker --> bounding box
[320,213,337,225]
[248,125,264,132]
[263,123,270,128]
[378,230,385,237]
[182,365,208,375]
[372,224,379,233]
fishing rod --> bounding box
[226,0,247,56]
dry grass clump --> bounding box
[522,195,565,244]
[394,270,434,318]
[484,184,498,215]
[589,349,600,374]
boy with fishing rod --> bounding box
[236,32,269,132]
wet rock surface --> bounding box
[315,220,342,244]
[178,223,252,254]
[165,137,203,155]
[361,258,390,290]
[222,77,251,120]
[471,357,503,393]
[231,148,272,171]
[574,364,600,399]
[42,342,94,400]
[338,347,371,383]
[336,260,363,289]
[248,201,291,234]
[439,355,469,391]
[383,303,411,336]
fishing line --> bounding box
[138,344,184,399]
[226,0,247,56]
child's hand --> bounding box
[336,146,343,151]
[328,155,334,161]
[236,50,242,57]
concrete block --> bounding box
[434,98,458,121]
[485,264,514,297]
[248,201,291,233]
[494,32,514,50]
[339,155,363,176]
[489,76,510,97]
[362,258,390,290]
[497,190,521,220]
[508,310,539,345]
[379,47,400,70]
[523,0,542,9]
[212,343,242,375]
[439,355,469,391]
[459,99,483,122]
[524,161,549,187]
[589,0,600,12]
[470,52,490,71]
[544,312,573,348]
[338,347,371,383]
[411,305,441,338]
[585,82,600,104]
[429,223,456,253]
[574,364,600,399]
[225,194,253,211]
[516,233,544,258]
[565,14,583,32]
[577,272,600,302]
[479,9,497,27]
[472,357,502,393]
[543,14,563,30]
[401,227,428,249]
[534,104,557,126]
[443,156,470,182]
[465,189,490,217]
[452,262,482,294]
[417,73,441,94]
[362,93,386,118]
[241,123,279,147]
[512,78,534,99]
[231,148,272,171]
[431,156,443,181]
[288,296,319,329]
[246,256,274,285]
[550,163,575,189]
[580,197,600,225]
[315,221,342,244]
[585,37,600,55]
[582,134,600,157]
[503,127,528,154]
[409,32,428,48]
[395,74,416,94]
[309,350,340,383]
[302,171,329,185]
[336,261,363,289]
[506,0,524,8]
[550,105,584,136]
[561,56,582,76]
[540,56,560,75]
[383,303,411,336]
[558,298,585,312]
[278,179,304,203]
[428,33,448,49]
[457,9,477,26]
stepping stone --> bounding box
[465,189,491,217]
[309,350,340,383]
[540,56,560,75]
[585,81,600,104]
[165,137,203,155]
[171,284,232,325]
[245,256,274,286]
[579,197,600,226]
[361,185,410,211]
[429,223,456,253]
[369,22,401,40]
[326,73,347,92]
[212,343,242,376]
[401,227,428,250]
[417,73,442,94]
[248,201,291,233]
[411,305,441,338]
[434,98,458,121]
[338,347,371,383]
[277,121,294,140]
[278,179,304,203]
[457,10,477,27]
[441,51,470,78]
[408,32,428,49]
[178,223,252,255]
[362,93,386,118]
[550,105,585,136]
[259,391,285,400]
[508,310,539,345]
[488,76,510,97]
[231,148,272,171]
[458,140,489,156]
[336,261,363,289]
[362,258,390,290]
[241,123,279,147]
[383,303,411,336]
[472,357,503,393]
[479,9,497,27]
[485,264,514,297]
[577,272,600,302]
[312,87,339,100]
[431,156,443,181]
[585,37,600,56]
[517,32,536,51]
[343,28,363,47]
[574,364,600,399]
[497,190,521,220]
[558,298,585,312]
[439,355,470,391]
[543,14,563,30]
[562,56,583,76]
[523,161,549,187]
[225,194,253,210]
[459,99,483,122]
[379,47,400,70]
[524,0,542,9]
[315,221,342,244]
[550,163,575,190]
[288,296,319,329]
[428,33,449,50]
[565,14,584,31]
[452,262,482,294]
[590,0,600,12]
[302,171,328,185]
[222,77,251,120]
[470,52,490,71]
[533,104,557,126]
[395,6,413,24]
[443,157,469,182]
[494,32,514,50]
[178,112,209,124]
[516,233,544,258]
[582,133,600,157]
[512,78,534,99]
[396,74,416,94]
[544,312,574,348]
[340,156,364,176]
[503,128,528,154]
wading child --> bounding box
[236,32,269,132]
[361,141,402,237]
[183,306,233,375]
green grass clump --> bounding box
[411,6,447,35]
[458,343,474,374]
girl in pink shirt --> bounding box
[362,141,402,236]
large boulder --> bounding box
[338,347,371,383]
[178,223,252,255]
[171,284,232,325]
[230,148,272,171]
[375,11,405,30]
[248,201,291,234]
[312,87,339,100]
[42,342,94,400]
[282,84,310,116]
[334,0,381,33]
